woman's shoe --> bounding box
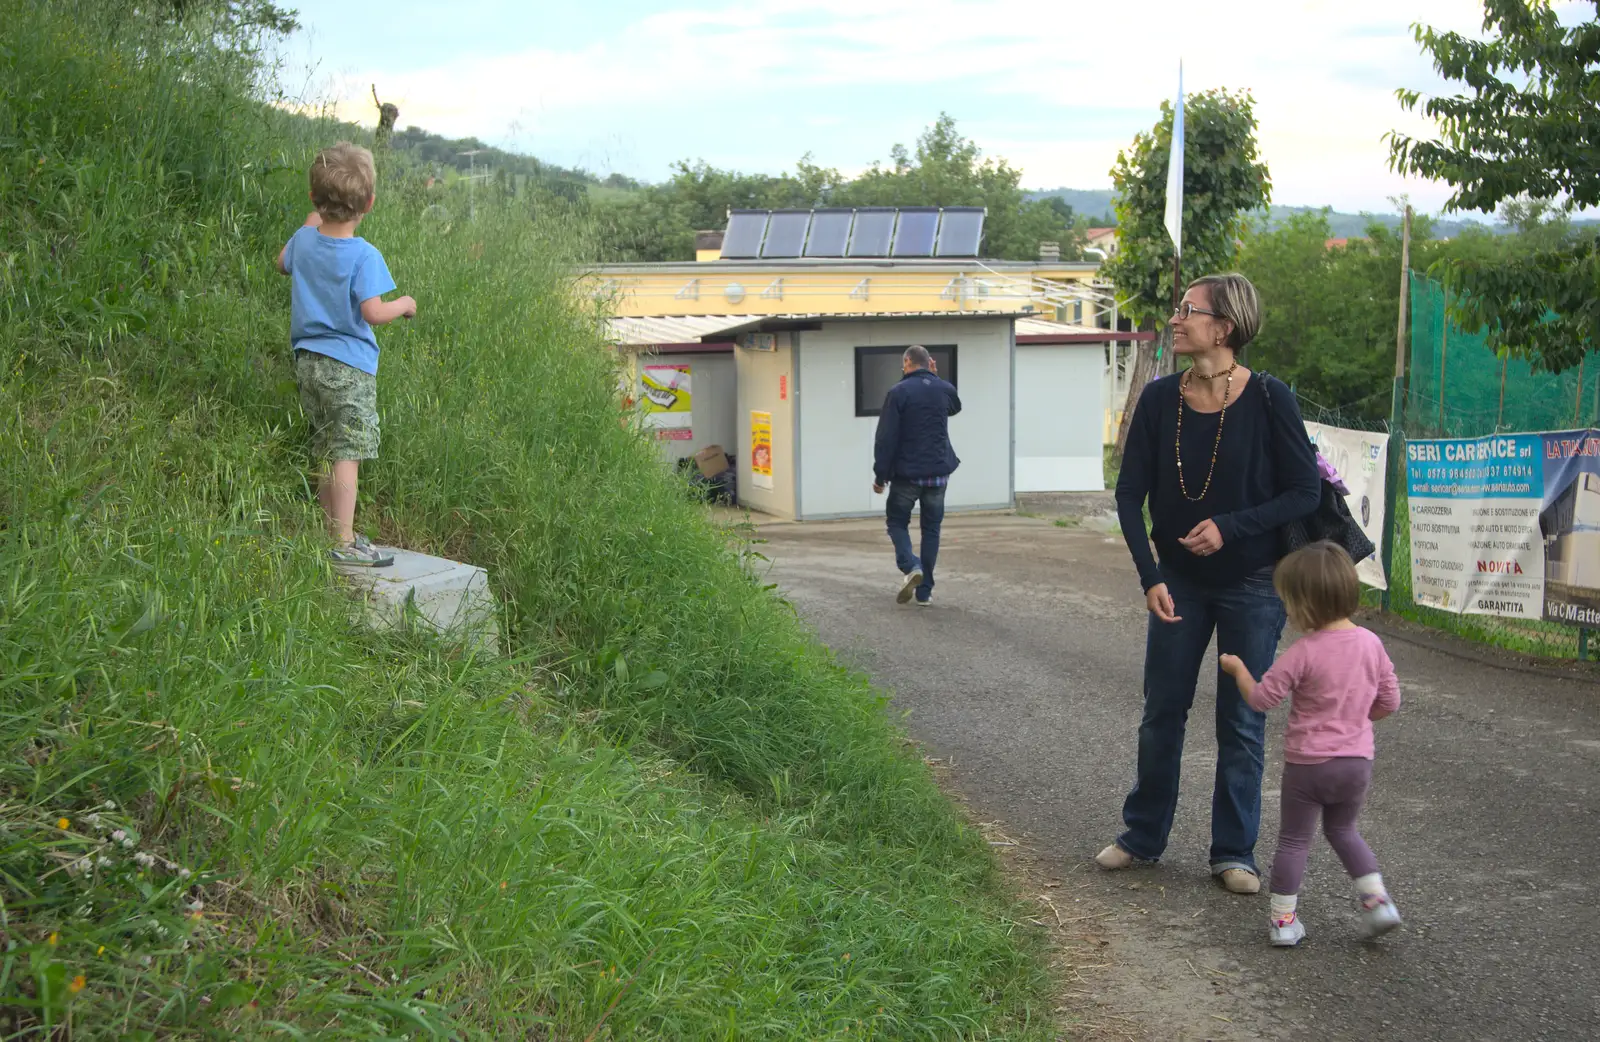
[1095,844,1136,870]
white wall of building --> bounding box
[1016,342,1106,492]
[795,317,1014,519]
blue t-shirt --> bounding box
[282,225,396,375]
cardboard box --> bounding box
[694,444,731,479]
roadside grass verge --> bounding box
[0,2,1054,1037]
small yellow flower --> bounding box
[68,975,86,994]
[97,946,106,956]
[57,818,70,830]
[47,933,59,946]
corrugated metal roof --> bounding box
[1015,317,1114,337]
[608,311,1038,346]
[606,315,761,346]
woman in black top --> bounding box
[1097,273,1320,894]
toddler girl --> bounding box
[1220,541,1402,946]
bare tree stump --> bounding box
[1113,324,1169,460]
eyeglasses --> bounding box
[1172,302,1221,321]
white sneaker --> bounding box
[330,538,394,568]
[1359,895,1402,938]
[897,569,924,604]
[1269,911,1306,947]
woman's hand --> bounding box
[1179,519,1224,557]
[1145,583,1181,623]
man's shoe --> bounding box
[1218,868,1262,895]
[897,569,924,604]
[915,593,933,608]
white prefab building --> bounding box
[610,310,1112,521]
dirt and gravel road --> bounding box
[761,514,1600,1041]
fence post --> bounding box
[1437,290,1448,436]
[1381,206,1412,613]
[1581,628,1590,663]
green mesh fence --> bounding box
[1380,272,1599,660]
[1405,272,1600,438]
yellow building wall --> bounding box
[585,265,1100,319]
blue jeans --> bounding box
[1117,567,1286,874]
[885,481,946,600]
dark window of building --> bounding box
[855,344,958,417]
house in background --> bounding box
[584,207,1152,520]
[1084,226,1119,260]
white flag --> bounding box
[1163,62,1184,256]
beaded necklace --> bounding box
[1175,362,1239,502]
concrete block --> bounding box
[337,547,499,654]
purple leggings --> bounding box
[1270,758,1382,896]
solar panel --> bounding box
[721,210,769,258]
[847,208,896,257]
[803,208,852,256]
[761,210,811,258]
[891,207,939,257]
[934,207,985,257]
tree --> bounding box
[1105,87,1271,454]
[1103,88,1272,325]
[587,115,1083,262]
[1389,0,1600,373]
[1238,213,1430,424]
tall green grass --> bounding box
[0,3,1052,1037]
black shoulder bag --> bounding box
[1258,373,1378,565]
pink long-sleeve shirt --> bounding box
[1247,626,1401,764]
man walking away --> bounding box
[872,345,961,606]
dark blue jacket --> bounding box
[873,368,962,485]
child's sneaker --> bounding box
[330,536,394,568]
[1359,894,1402,939]
[1269,911,1306,947]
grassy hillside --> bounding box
[0,4,1052,1037]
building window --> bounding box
[854,344,957,417]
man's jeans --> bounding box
[1117,567,1286,874]
[885,481,946,600]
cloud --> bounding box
[285,0,1491,211]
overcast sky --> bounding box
[278,1,1564,216]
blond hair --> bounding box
[1274,542,1360,632]
[1187,273,1261,350]
[309,142,376,222]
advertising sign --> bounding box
[751,411,774,490]
[1305,421,1389,590]
[1405,429,1600,623]
[641,364,692,441]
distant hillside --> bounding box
[1026,188,1524,239]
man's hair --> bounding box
[903,345,932,369]
[1186,273,1261,350]
[1274,542,1360,632]
[309,142,376,222]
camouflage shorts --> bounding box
[294,350,380,461]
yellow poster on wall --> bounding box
[751,411,774,490]
[641,364,692,441]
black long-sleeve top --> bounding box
[1115,372,1321,591]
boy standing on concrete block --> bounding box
[277,142,416,567]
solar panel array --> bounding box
[719,206,986,259]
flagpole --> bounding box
[1162,60,1184,373]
